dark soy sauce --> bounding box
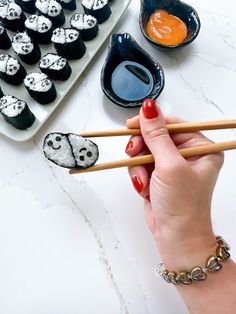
[111,61,154,102]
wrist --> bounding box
[154,215,216,270]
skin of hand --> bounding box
[125,99,224,269]
[126,99,236,314]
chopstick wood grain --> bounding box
[69,140,236,174]
[78,119,236,138]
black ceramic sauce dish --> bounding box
[139,0,201,51]
[101,32,165,108]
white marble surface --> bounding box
[1,0,236,313]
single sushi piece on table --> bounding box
[0,0,26,31]
[70,13,98,41]
[0,85,4,98]
[15,0,36,14]
[0,53,26,85]
[24,72,57,104]
[43,132,99,169]
[58,0,76,11]
[0,95,35,130]
[39,53,71,81]
[35,0,65,28]
[12,31,41,65]
[0,23,11,49]
[25,14,53,44]
[51,27,86,60]
[81,0,111,24]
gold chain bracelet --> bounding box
[155,236,230,285]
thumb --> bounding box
[140,99,183,166]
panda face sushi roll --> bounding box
[35,0,65,27]
[51,27,86,60]
[0,95,35,129]
[43,132,99,169]
[12,31,41,65]
[25,14,53,44]
[58,0,76,11]
[24,72,57,104]
[39,53,71,81]
[0,0,26,31]
[70,13,98,41]
[81,0,111,24]
[0,53,26,85]
[0,23,11,49]
[15,0,36,14]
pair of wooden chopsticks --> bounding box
[69,119,236,175]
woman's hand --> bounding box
[125,99,224,269]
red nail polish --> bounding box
[125,140,133,153]
[142,99,159,119]
[131,176,144,193]
[145,194,150,201]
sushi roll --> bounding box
[0,95,35,130]
[58,0,76,11]
[24,72,57,104]
[81,0,111,24]
[0,0,26,31]
[51,27,86,60]
[15,0,36,14]
[43,132,99,169]
[0,53,26,85]
[25,14,53,44]
[35,0,65,27]
[39,53,71,81]
[0,23,11,49]
[70,13,98,41]
[12,31,41,65]
[0,85,4,98]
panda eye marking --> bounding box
[47,140,53,146]
[56,136,61,142]
[79,156,85,161]
[87,151,92,157]
[79,147,87,152]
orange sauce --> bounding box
[146,9,187,45]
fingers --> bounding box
[127,146,154,200]
[125,135,146,156]
[139,99,184,167]
[126,115,140,129]
[128,165,151,200]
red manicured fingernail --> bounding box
[145,194,150,201]
[131,175,144,193]
[142,99,159,119]
[125,140,133,153]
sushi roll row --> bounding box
[0,0,26,31]
[15,0,76,14]
[81,0,111,24]
[12,31,41,65]
[70,13,98,41]
[25,14,53,44]
[0,85,4,97]
[43,132,99,169]
[24,72,57,104]
[39,53,71,80]
[35,0,65,28]
[15,0,36,14]
[0,23,11,49]
[51,27,86,60]
[0,94,35,129]
[0,53,26,85]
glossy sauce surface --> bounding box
[146,9,187,45]
[111,61,154,102]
